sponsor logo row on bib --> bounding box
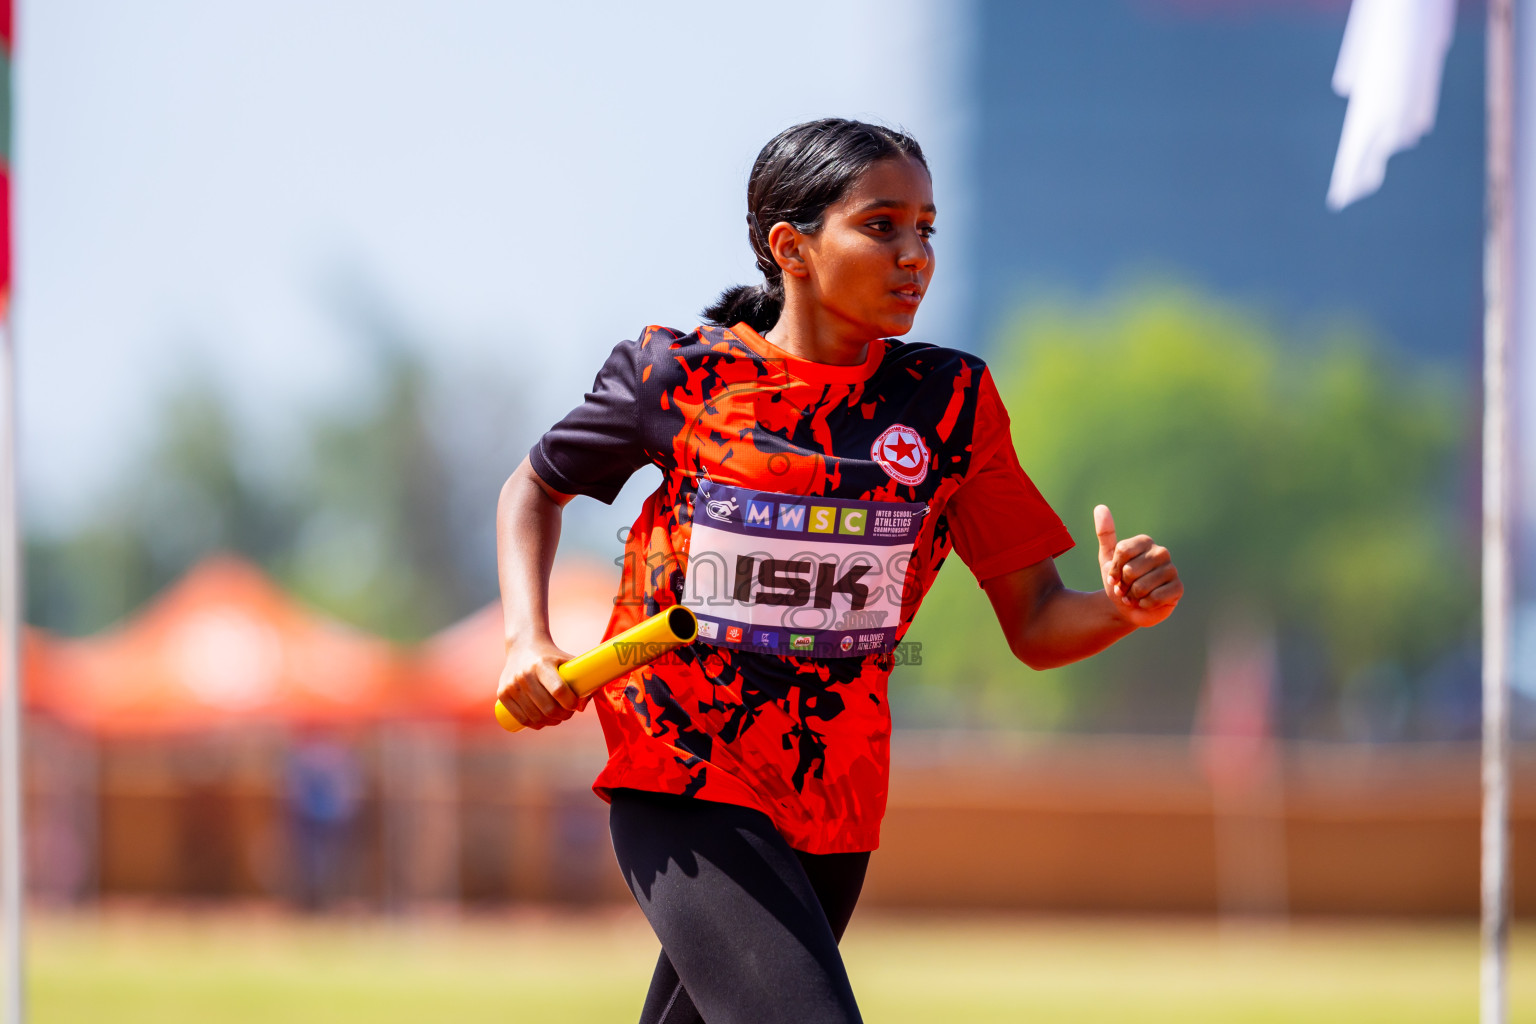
[710,498,871,537]
[696,617,887,656]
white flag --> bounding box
[1327,0,1457,211]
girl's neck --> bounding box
[763,293,873,367]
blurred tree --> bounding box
[279,347,470,643]
[28,297,530,643]
[27,371,295,635]
[899,289,1476,737]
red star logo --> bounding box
[870,423,929,486]
[884,434,918,466]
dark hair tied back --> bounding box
[703,118,928,334]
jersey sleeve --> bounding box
[945,369,1075,585]
[527,337,651,505]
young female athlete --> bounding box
[495,118,1182,1024]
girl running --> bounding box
[495,118,1182,1024]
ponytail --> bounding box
[703,283,783,334]
[702,118,927,334]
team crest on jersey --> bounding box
[871,423,930,486]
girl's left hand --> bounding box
[1095,504,1183,628]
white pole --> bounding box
[1483,1,1515,1021]
[0,317,23,1024]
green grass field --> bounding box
[25,908,1536,1023]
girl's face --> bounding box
[791,155,936,338]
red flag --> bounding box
[0,0,12,317]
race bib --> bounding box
[682,479,925,658]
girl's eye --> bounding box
[867,219,892,233]
[918,224,937,239]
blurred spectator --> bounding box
[285,731,363,912]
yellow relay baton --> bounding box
[495,605,699,733]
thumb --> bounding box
[1094,504,1118,566]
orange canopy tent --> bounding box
[18,625,58,715]
[410,557,619,729]
[35,555,404,736]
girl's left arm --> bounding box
[982,504,1182,670]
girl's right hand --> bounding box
[496,640,579,730]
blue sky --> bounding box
[16,0,970,529]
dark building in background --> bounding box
[968,0,1484,362]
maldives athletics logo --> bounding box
[871,423,930,486]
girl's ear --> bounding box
[767,221,809,279]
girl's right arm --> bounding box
[494,454,581,729]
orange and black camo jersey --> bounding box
[528,322,1074,854]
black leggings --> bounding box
[608,788,870,1024]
